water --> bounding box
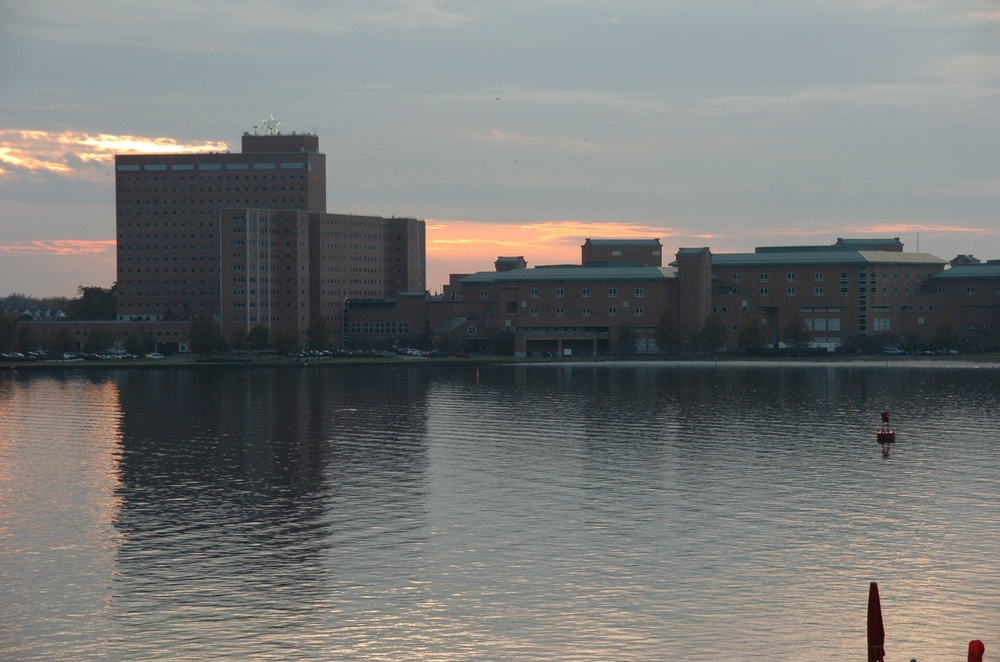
[1,361,999,660]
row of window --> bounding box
[119,171,309,180]
[483,287,646,300]
[348,322,411,334]
[120,185,306,193]
[733,271,924,283]
[528,306,644,318]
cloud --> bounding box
[752,222,998,244]
[0,130,228,183]
[0,240,116,256]
[8,0,476,53]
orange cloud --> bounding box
[0,129,228,182]
[425,218,699,291]
[0,239,116,256]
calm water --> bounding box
[1,361,999,660]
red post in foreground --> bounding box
[867,581,885,662]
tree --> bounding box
[190,317,224,355]
[655,309,679,355]
[48,326,76,353]
[700,314,728,353]
[492,331,515,356]
[84,326,114,353]
[737,316,769,353]
[67,285,116,320]
[247,324,271,355]
[124,332,152,356]
[16,325,38,354]
[229,327,248,356]
[782,312,814,350]
[0,314,15,353]
[616,323,638,355]
[271,323,300,355]
[933,315,960,350]
[306,316,333,351]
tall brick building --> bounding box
[114,126,424,342]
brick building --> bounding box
[114,126,425,342]
[345,237,1000,356]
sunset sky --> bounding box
[2,1,998,297]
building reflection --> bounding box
[108,366,430,658]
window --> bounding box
[815,272,824,282]
[608,307,617,317]
[556,288,565,298]
[760,288,768,297]
[530,288,538,298]
[634,307,644,317]
[733,274,742,283]
[530,307,539,317]
[967,286,976,296]
[759,273,769,283]
[582,307,591,317]
[786,287,796,297]
[480,290,488,299]
[608,288,617,298]
[582,287,590,298]
[814,287,824,297]
[634,287,644,298]
[556,307,565,317]
[787,273,796,282]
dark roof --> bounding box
[584,238,661,246]
[756,238,904,254]
[461,266,676,283]
[710,250,946,267]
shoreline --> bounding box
[5,351,999,372]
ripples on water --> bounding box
[1,362,999,660]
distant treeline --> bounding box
[2,285,116,320]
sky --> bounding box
[1,0,998,297]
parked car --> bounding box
[145,352,164,359]
[881,347,906,356]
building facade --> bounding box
[345,237,1000,356]
[114,127,425,342]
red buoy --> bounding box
[877,410,895,444]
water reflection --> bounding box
[107,367,431,659]
[2,363,999,660]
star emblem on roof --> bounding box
[258,113,281,136]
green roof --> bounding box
[710,250,946,267]
[461,266,676,283]
[930,264,1000,279]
